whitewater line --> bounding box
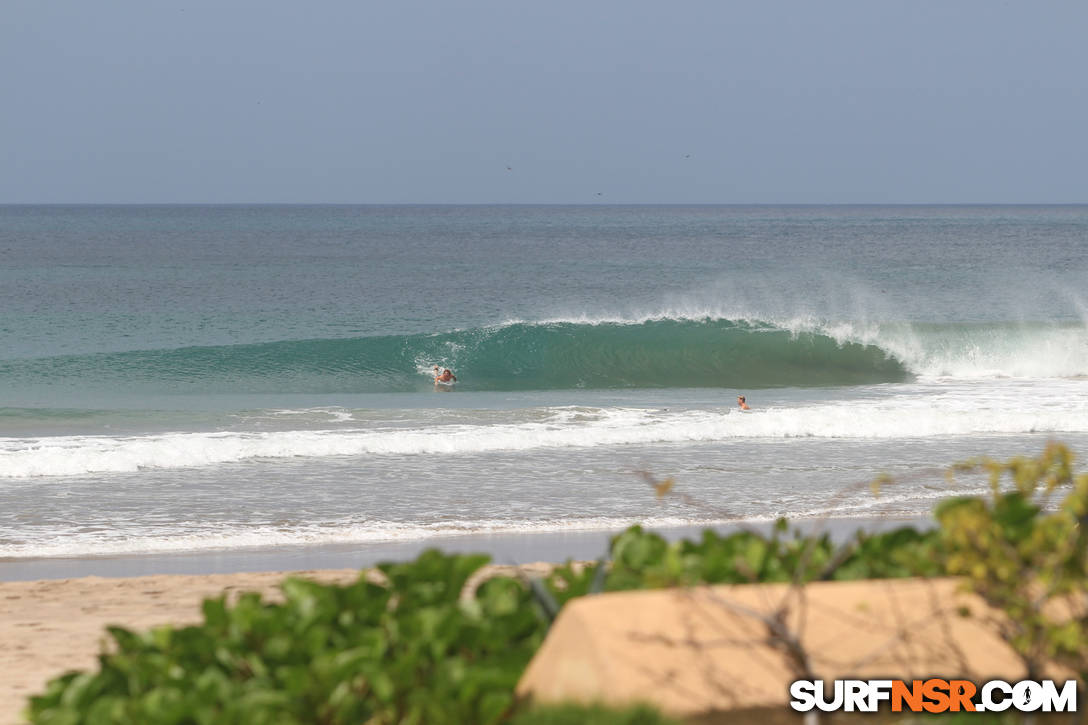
[3,403,1088,478]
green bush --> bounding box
[28,525,944,725]
[29,551,546,725]
[28,444,1088,724]
[544,521,943,602]
[509,703,680,725]
[935,442,1088,683]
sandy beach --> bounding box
[0,527,617,724]
[0,569,362,725]
[0,518,928,723]
[0,562,572,724]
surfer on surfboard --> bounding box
[433,366,457,385]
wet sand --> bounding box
[0,517,931,582]
[0,517,930,723]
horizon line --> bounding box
[2,201,1087,208]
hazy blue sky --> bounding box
[2,1,1086,203]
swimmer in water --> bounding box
[737,395,750,410]
[434,366,457,384]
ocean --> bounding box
[2,204,1087,567]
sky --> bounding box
[2,1,1086,204]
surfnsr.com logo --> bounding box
[790,679,1078,714]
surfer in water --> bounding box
[737,395,750,410]
[433,366,457,384]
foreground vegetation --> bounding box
[28,443,1088,724]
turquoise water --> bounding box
[0,319,910,395]
[2,205,1087,560]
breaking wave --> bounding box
[2,316,1086,393]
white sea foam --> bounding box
[3,389,1087,478]
[0,515,719,559]
[0,501,955,559]
[260,407,357,423]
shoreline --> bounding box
[0,516,930,724]
[0,515,931,582]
